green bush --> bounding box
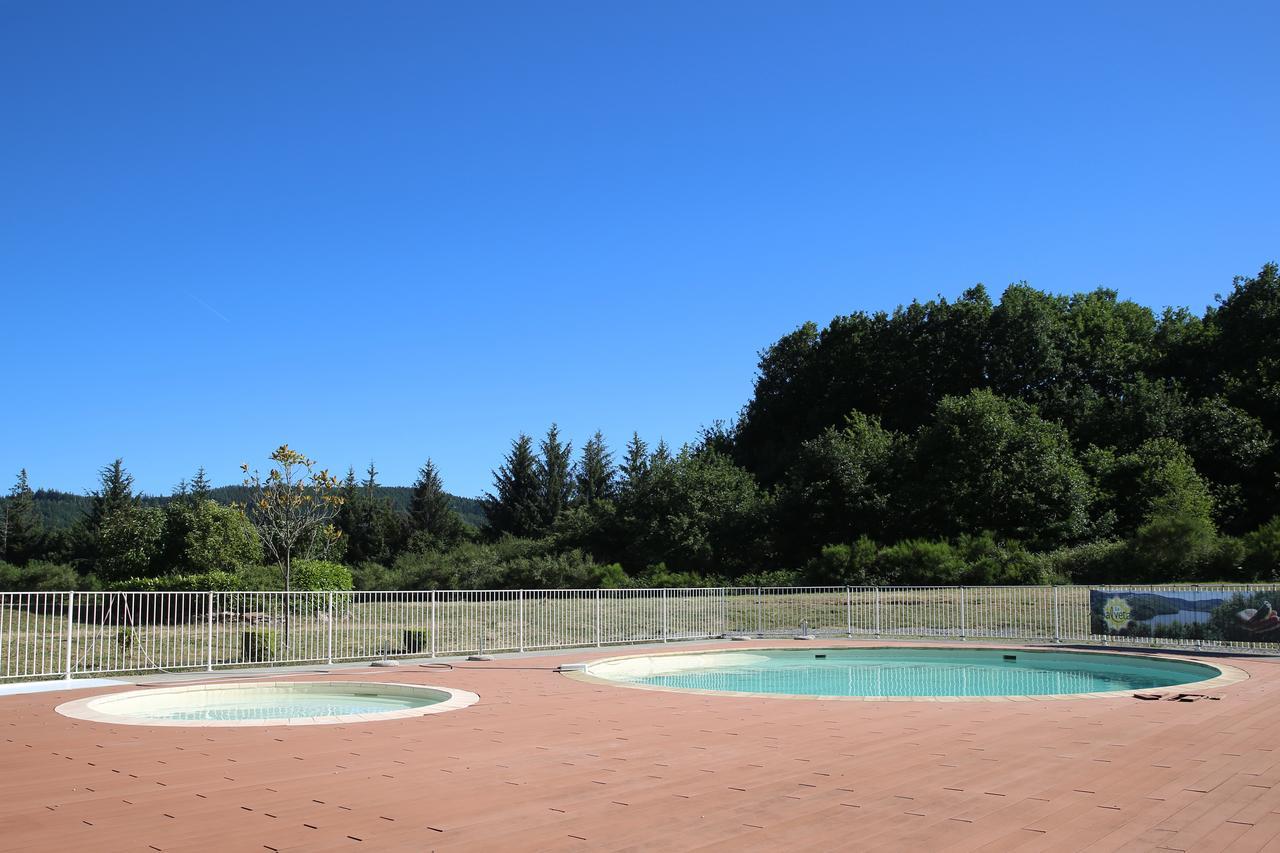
[0,560,82,591]
[586,562,631,588]
[1243,516,1280,580]
[955,532,1042,585]
[1034,540,1127,584]
[242,629,278,662]
[351,561,396,591]
[874,539,967,585]
[403,629,429,654]
[106,571,240,592]
[290,560,355,591]
[803,538,880,585]
[736,569,803,588]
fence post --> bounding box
[1052,586,1060,644]
[755,588,762,637]
[430,590,437,658]
[206,591,215,671]
[64,591,75,680]
[846,587,853,638]
[519,589,525,653]
[874,587,881,639]
[327,591,335,664]
[662,588,669,643]
[959,586,967,641]
[595,589,602,647]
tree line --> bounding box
[3,263,1279,591]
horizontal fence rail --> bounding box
[1,584,1276,683]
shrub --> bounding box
[403,629,429,654]
[954,532,1041,585]
[803,538,880,585]
[736,569,803,588]
[587,562,631,589]
[1243,516,1280,581]
[290,560,354,591]
[874,539,966,585]
[0,560,82,591]
[242,629,278,662]
[1034,540,1127,584]
[107,571,240,592]
[351,561,396,591]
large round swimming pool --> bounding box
[581,648,1230,699]
[56,681,480,726]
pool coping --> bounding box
[561,643,1250,702]
[53,680,481,727]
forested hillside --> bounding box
[3,263,1278,591]
[26,486,485,531]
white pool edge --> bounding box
[55,680,480,727]
[562,645,1249,702]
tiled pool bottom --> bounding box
[581,647,1235,699]
[55,680,479,726]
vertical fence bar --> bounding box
[874,587,881,638]
[1052,586,1060,643]
[519,589,526,653]
[430,590,437,658]
[755,588,762,637]
[595,589,602,647]
[959,586,967,641]
[846,587,853,638]
[64,591,75,680]
[662,589,669,643]
[327,591,335,664]
[206,591,214,671]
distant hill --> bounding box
[29,486,486,530]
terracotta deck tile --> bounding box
[3,642,1279,851]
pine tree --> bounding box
[2,469,43,565]
[575,431,616,505]
[190,467,212,501]
[483,434,542,537]
[537,423,574,527]
[621,432,650,489]
[89,458,138,529]
[408,459,466,547]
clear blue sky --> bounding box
[2,1,1277,498]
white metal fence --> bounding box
[1,585,1276,683]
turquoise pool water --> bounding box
[141,690,440,721]
[590,648,1219,697]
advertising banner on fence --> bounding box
[1090,589,1280,642]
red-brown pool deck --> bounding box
[3,640,1280,852]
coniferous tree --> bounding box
[537,424,574,527]
[89,458,138,529]
[338,463,402,565]
[190,467,212,502]
[620,432,649,491]
[408,459,466,548]
[2,469,43,565]
[575,431,616,505]
[483,434,542,537]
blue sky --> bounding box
[2,1,1277,498]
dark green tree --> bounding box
[775,412,899,561]
[574,431,615,506]
[537,424,574,527]
[2,469,44,566]
[907,389,1091,547]
[407,458,467,549]
[483,434,543,538]
[619,432,650,492]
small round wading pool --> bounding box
[576,648,1242,701]
[55,681,480,726]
